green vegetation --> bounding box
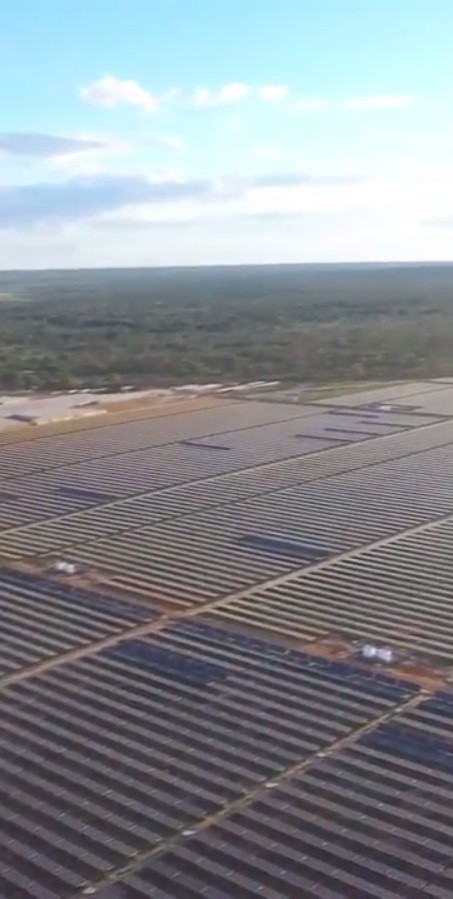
[1,263,453,392]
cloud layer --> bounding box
[80,76,411,116]
[2,168,452,269]
[0,171,359,229]
[81,77,293,110]
[0,174,212,228]
[0,133,105,158]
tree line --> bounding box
[1,263,453,391]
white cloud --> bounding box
[191,83,250,107]
[343,94,411,110]
[5,208,453,270]
[191,83,288,107]
[5,169,453,268]
[81,75,157,112]
[191,88,212,107]
[86,169,453,235]
[293,98,329,111]
[79,77,412,121]
[258,85,288,102]
[219,83,250,103]
[50,135,133,176]
[159,135,186,153]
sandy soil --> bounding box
[0,394,233,446]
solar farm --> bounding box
[1,380,453,897]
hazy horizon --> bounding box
[3,259,453,276]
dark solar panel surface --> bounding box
[236,533,330,562]
[0,623,414,898]
[2,414,452,569]
[0,399,441,540]
[97,689,453,899]
[0,398,452,898]
[0,491,17,503]
[56,486,119,505]
[179,440,231,451]
[0,568,152,676]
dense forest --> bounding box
[1,263,453,392]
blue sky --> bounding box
[2,0,453,268]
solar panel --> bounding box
[1,396,453,897]
[0,491,18,503]
[103,640,229,685]
[179,440,231,451]
[56,486,118,504]
[236,533,330,562]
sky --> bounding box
[2,0,453,268]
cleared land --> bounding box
[0,385,453,897]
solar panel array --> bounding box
[214,506,453,663]
[0,400,441,534]
[102,689,453,899]
[0,623,414,899]
[0,394,452,897]
[21,427,453,606]
[0,409,451,563]
[0,401,274,478]
[0,568,152,678]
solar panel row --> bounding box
[215,512,453,662]
[0,569,152,677]
[51,435,453,606]
[0,401,333,480]
[0,412,450,566]
[0,623,413,898]
[0,431,340,534]
[0,397,440,539]
[96,690,453,899]
[0,397,452,899]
